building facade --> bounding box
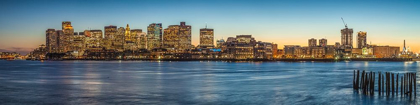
[46,29,58,53]
[147,23,162,50]
[308,38,317,47]
[341,27,353,49]
[319,38,327,47]
[357,31,367,48]
[163,22,192,51]
[199,28,214,48]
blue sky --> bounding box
[1,0,419,54]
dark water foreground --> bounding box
[0,60,419,104]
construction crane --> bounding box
[341,17,348,28]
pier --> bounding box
[353,70,416,97]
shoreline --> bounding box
[21,58,414,62]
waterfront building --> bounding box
[163,22,192,51]
[255,41,273,59]
[125,24,131,42]
[311,46,325,58]
[199,27,214,48]
[114,27,125,51]
[335,42,341,49]
[139,32,147,49]
[28,44,48,60]
[85,30,103,49]
[357,31,367,48]
[147,23,163,50]
[272,43,278,58]
[373,46,400,58]
[341,27,353,49]
[319,38,327,47]
[216,39,225,48]
[62,21,74,52]
[56,30,64,52]
[222,35,257,59]
[71,32,86,57]
[104,25,117,49]
[179,22,192,51]
[105,25,117,39]
[46,29,58,53]
[284,45,301,58]
[308,38,317,47]
[130,29,143,50]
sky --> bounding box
[0,0,419,55]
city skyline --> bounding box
[1,0,420,54]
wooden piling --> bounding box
[356,70,360,90]
[392,73,394,95]
[365,73,369,94]
[410,73,412,97]
[382,74,385,94]
[353,70,355,89]
[361,71,365,89]
[404,74,406,94]
[372,72,375,95]
[401,76,403,96]
[415,73,417,97]
[379,72,381,95]
[396,73,399,96]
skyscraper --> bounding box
[62,21,74,52]
[46,29,58,53]
[341,27,353,49]
[130,29,142,50]
[178,22,192,51]
[105,25,117,39]
[86,30,102,48]
[163,25,180,50]
[308,38,317,47]
[104,25,117,49]
[114,27,125,51]
[147,23,163,50]
[199,26,214,48]
[357,31,367,48]
[125,24,131,42]
[319,38,327,47]
[62,21,71,30]
[163,22,191,51]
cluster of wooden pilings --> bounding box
[353,70,417,97]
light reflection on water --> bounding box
[0,60,419,104]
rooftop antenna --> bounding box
[341,17,348,28]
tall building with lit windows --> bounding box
[308,38,317,47]
[199,26,214,48]
[163,22,192,51]
[179,22,192,51]
[147,23,162,50]
[357,31,367,48]
[104,25,117,49]
[125,24,131,42]
[319,38,327,47]
[163,25,180,50]
[62,21,74,52]
[130,29,142,50]
[86,30,102,49]
[105,25,117,39]
[114,27,125,51]
[46,29,58,53]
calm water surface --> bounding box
[0,60,419,104]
